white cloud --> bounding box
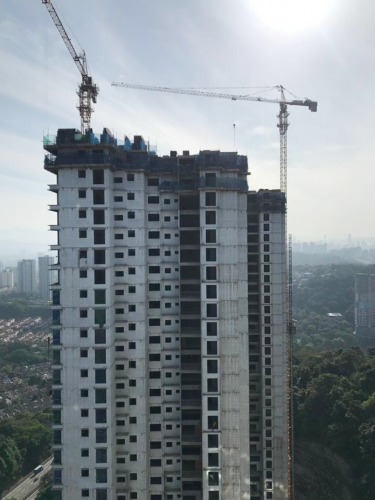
[1,0,375,243]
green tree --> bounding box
[0,436,22,495]
[4,349,43,365]
[36,471,53,500]
[0,411,52,473]
[292,263,375,350]
[28,375,44,386]
[294,347,375,499]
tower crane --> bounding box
[112,81,316,500]
[111,82,317,197]
[42,0,99,133]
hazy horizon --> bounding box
[2,235,375,268]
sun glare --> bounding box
[250,0,336,33]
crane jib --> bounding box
[112,82,317,112]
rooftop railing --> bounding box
[43,135,57,146]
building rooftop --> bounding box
[43,128,249,178]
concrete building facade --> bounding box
[355,274,375,338]
[0,269,14,288]
[17,259,36,294]
[39,255,55,300]
[45,128,288,500]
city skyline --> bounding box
[2,234,375,268]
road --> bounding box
[2,457,53,500]
[24,490,39,500]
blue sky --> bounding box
[1,0,375,263]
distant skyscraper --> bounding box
[46,128,288,500]
[17,259,36,294]
[355,274,375,337]
[0,260,3,271]
[0,269,14,288]
[39,255,54,300]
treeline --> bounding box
[0,295,50,320]
[294,309,356,350]
[294,347,375,499]
[0,411,51,496]
[0,341,48,369]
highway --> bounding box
[25,490,39,500]
[2,457,53,500]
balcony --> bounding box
[181,481,202,493]
[49,246,61,253]
[181,412,202,424]
[181,327,201,335]
[180,303,201,316]
[159,180,199,192]
[45,152,118,168]
[199,176,248,191]
[180,291,201,299]
[116,431,130,437]
[52,334,61,345]
[181,364,201,372]
[181,434,201,443]
[181,399,202,407]
[182,470,202,479]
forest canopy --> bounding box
[293,264,375,349]
[0,411,51,496]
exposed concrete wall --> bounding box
[259,210,288,500]
[53,166,185,500]
[200,176,250,500]
[17,259,36,294]
[49,147,286,500]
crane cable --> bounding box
[55,3,92,74]
[56,2,84,53]
[175,85,274,90]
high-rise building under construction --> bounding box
[46,128,288,500]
